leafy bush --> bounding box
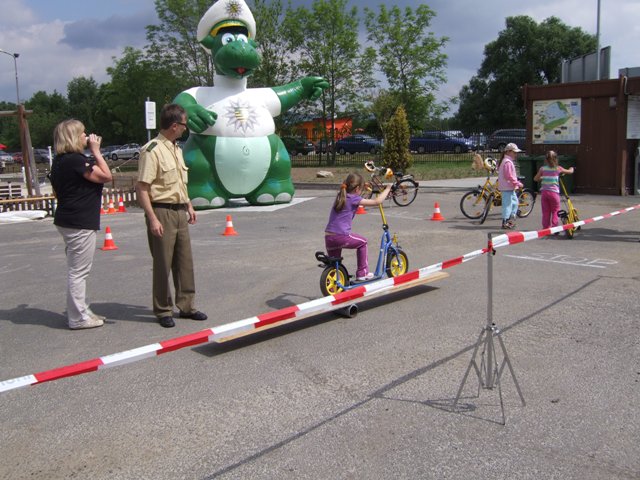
[382,105,412,172]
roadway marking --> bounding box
[198,197,315,214]
[504,252,618,269]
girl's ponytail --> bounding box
[333,173,364,212]
[334,183,347,211]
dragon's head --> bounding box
[197,0,260,80]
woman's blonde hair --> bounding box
[545,150,558,168]
[333,173,364,212]
[54,119,86,155]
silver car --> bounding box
[110,143,140,161]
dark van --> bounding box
[409,131,473,154]
[488,129,526,151]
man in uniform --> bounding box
[136,103,207,328]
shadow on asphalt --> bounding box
[0,302,155,329]
[196,278,600,478]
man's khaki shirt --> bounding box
[138,133,189,204]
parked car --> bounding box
[281,136,315,156]
[32,148,51,163]
[409,131,473,154]
[100,145,122,159]
[334,135,382,154]
[314,138,333,154]
[487,129,526,151]
[110,143,140,161]
[468,133,488,151]
[11,152,22,163]
[0,151,14,164]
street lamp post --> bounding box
[0,49,20,105]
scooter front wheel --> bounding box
[386,249,409,277]
[560,213,575,239]
[320,264,349,296]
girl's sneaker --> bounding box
[356,272,375,281]
[501,220,513,230]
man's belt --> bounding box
[151,202,187,211]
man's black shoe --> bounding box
[158,316,175,328]
[179,310,208,321]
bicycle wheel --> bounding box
[391,179,419,207]
[479,194,493,224]
[386,249,409,277]
[516,189,536,218]
[320,264,349,296]
[460,189,486,219]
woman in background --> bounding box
[50,119,112,329]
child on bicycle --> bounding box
[533,150,574,230]
[325,173,392,281]
[497,143,524,229]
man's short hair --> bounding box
[160,104,187,130]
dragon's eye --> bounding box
[236,34,248,43]
[221,33,235,45]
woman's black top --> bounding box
[50,152,103,230]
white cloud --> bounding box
[0,0,152,103]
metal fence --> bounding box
[290,151,491,168]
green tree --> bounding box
[249,0,292,88]
[105,47,190,144]
[25,91,68,148]
[364,4,448,132]
[145,0,214,87]
[456,16,596,132]
[382,104,411,172]
[284,0,376,165]
[66,77,100,134]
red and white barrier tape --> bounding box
[2,203,638,394]
[492,203,640,250]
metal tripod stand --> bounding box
[453,233,525,424]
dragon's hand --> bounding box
[300,76,329,101]
[185,104,217,134]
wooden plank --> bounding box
[213,271,449,343]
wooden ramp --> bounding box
[214,271,449,343]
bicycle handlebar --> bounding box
[364,161,393,178]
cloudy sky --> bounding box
[0,0,638,110]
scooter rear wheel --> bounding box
[320,264,349,296]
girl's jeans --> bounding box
[325,233,369,278]
[501,190,518,221]
[540,190,561,229]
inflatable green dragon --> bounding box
[174,0,328,209]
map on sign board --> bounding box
[532,99,581,144]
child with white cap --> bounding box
[497,142,524,229]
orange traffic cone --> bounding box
[117,196,127,213]
[100,203,106,215]
[356,205,367,214]
[221,215,238,236]
[100,226,119,250]
[430,202,445,221]
[106,197,116,214]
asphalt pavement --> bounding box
[0,183,639,479]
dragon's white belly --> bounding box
[214,137,271,194]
